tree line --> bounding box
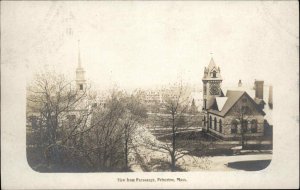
[26,69,208,172]
[27,69,148,172]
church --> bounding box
[202,58,267,140]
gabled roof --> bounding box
[208,90,265,117]
[210,90,245,116]
[216,97,228,111]
[224,83,272,123]
[206,89,226,110]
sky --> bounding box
[1,1,299,91]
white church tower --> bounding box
[202,57,223,110]
[76,40,86,91]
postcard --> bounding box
[1,0,299,189]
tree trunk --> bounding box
[241,132,244,149]
[124,138,128,171]
[171,154,176,172]
[124,124,129,171]
[171,113,176,172]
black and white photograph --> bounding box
[1,0,299,189]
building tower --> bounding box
[202,57,223,110]
[76,40,86,91]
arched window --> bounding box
[214,117,217,130]
[219,119,222,133]
[209,116,212,128]
[212,71,217,78]
[251,119,258,133]
[231,120,238,134]
[242,120,248,133]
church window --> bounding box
[251,119,258,133]
[203,116,206,127]
[214,117,217,130]
[209,116,212,128]
[212,71,217,78]
[231,120,238,134]
[219,119,222,133]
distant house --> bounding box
[202,58,270,140]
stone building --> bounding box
[202,58,266,140]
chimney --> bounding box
[238,79,242,87]
[268,85,273,109]
[254,80,264,99]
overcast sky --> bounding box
[2,1,299,91]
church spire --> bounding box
[77,40,82,68]
[76,39,86,91]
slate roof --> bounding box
[208,90,265,117]
[225,84,273,125]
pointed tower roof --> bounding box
[208,57,217,70]
[202,56,222,81]
[77,40,82,69]
[76,39,85,84]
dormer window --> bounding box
[212,71,217,78]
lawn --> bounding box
[154,130,272,157]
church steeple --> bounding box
[76,40,86,91]
[203,56,222,80]
[202,56,223,110]
[77,40,82,68]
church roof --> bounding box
[208,90,265,117]
[202,57,222,80]
[216,97,228,111]
[224,83,273,125]
[209,90,245,116]
[208,57,217,70]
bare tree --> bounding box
[143,82,209,171]
[121,94,148,171]
[26,69,94,171]
[230,97,262,150]
[82,90,126,171]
